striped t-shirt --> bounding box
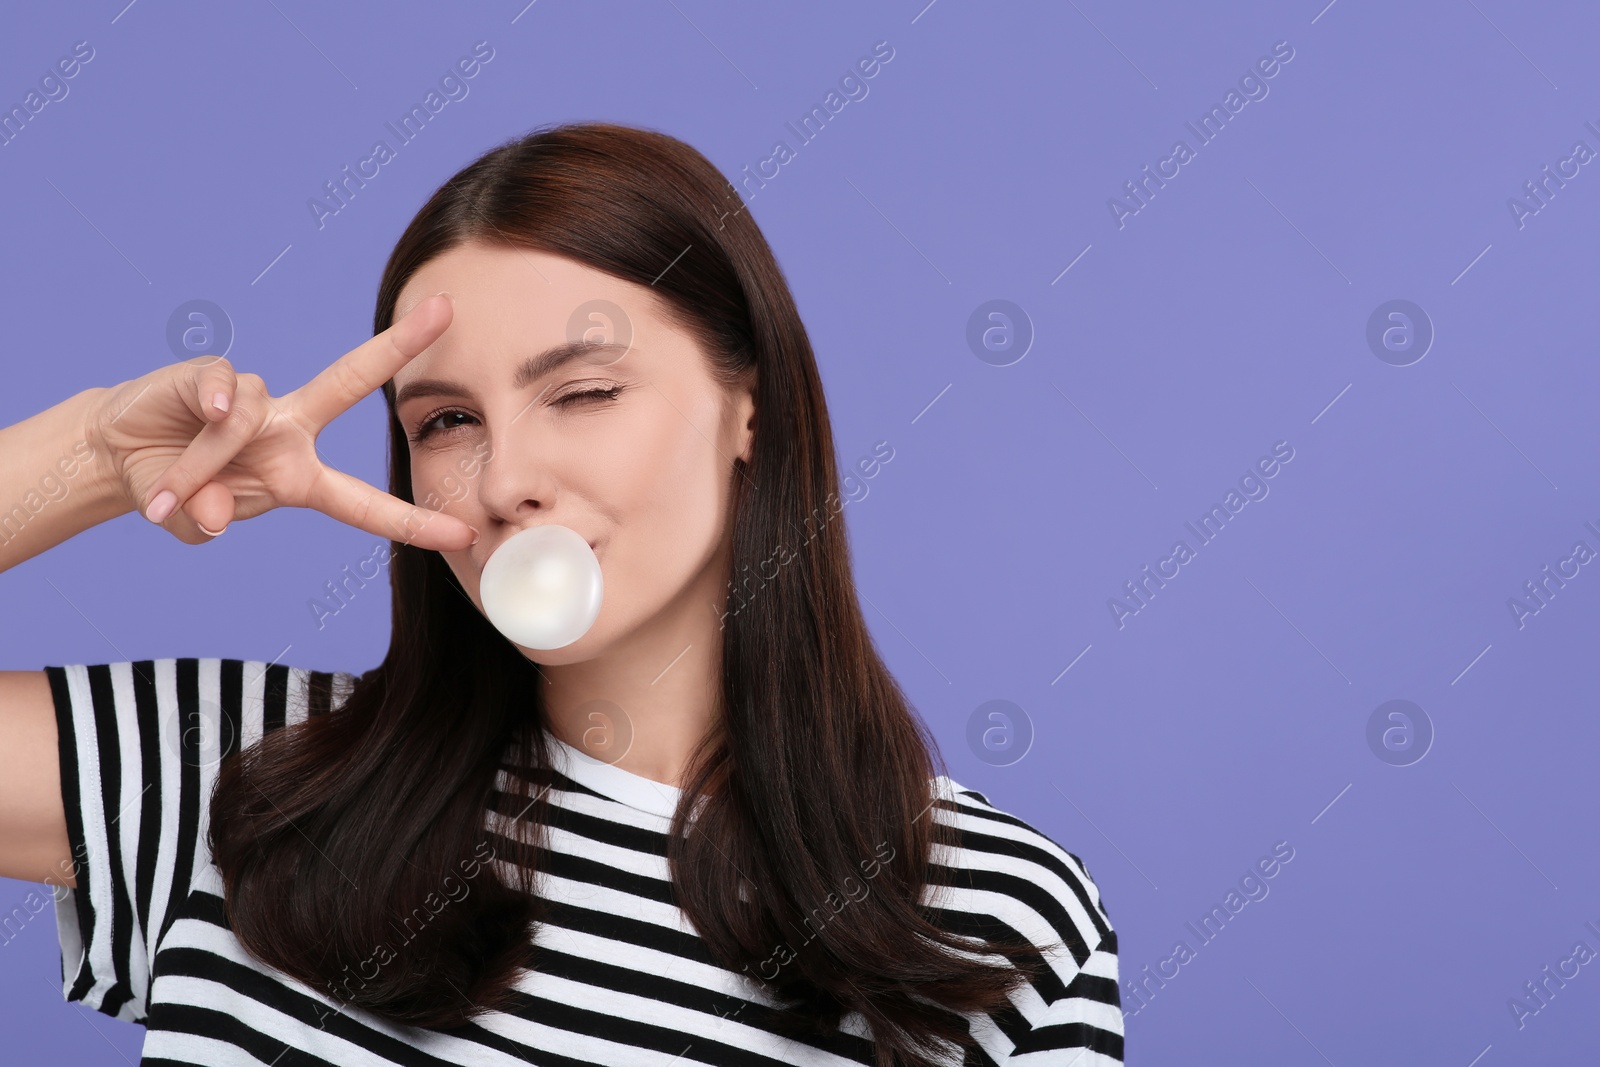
[43,657,1124,1065]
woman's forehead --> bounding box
[398,243,659,323]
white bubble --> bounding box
[479,524,603,650]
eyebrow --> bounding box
[393,340,632,408]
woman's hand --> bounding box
[88,293,477,551]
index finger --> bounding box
[305,462,478,552]
[288,292,453,431]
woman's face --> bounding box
[389,241,756,665]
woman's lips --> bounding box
[471,537,598,574]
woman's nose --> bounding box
[473,420,559,520]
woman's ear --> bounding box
[733,376,757,464]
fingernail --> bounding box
[147,490,177,524]
[434,291,452,304]
[212,391,230,414]
[469,525,480,546]
[197,521,228,537]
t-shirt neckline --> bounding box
[543,729,684,820]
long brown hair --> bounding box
[209,121,1049,1066]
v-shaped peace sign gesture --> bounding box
[91,294,477,551]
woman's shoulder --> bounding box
[925,774,1115,956]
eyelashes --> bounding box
[410,407,470,442]
[408,384,624,443]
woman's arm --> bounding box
[0,670,72,886]
[0,387,127,887]
[0,385,129,575]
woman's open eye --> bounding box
[410,407,475,443]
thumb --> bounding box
[184,481,237,538]
[152,480,236,543]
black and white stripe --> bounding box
[45,658,1123,1065]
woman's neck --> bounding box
[538,595,724,790]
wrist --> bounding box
[71,385,131,520]
[0,385,130,573]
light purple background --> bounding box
[3,1,1597,1063]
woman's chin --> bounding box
[520,625,608,666]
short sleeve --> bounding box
[44,657,359,1023]
[1002,928,1123,1064]
[928,779,1125,1065]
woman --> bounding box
[0,122,1123,1066]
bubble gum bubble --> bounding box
[479,524,603,650]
